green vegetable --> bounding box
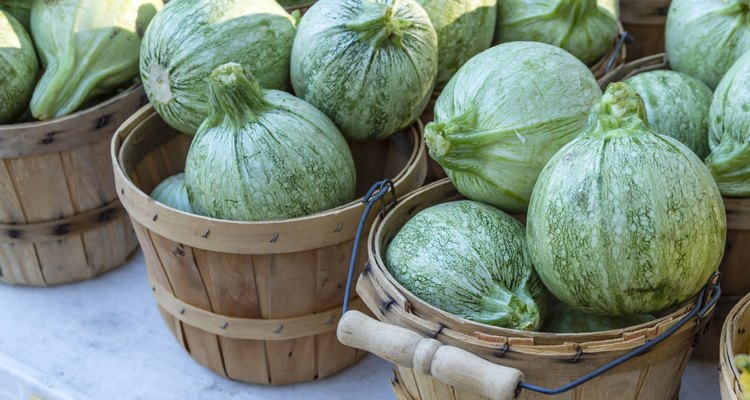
[494,0,619,66]
[624,70,713,159]
[0,10,37,124]
[0,1,30,31]
[29,0,161,120]
[150,173,193,214]
[527,83,726,316]
[705,51,750,196]
[666,0,750,89]
[416,0,496,86]
[141,0,297,135]
[386,200,547,330]
[425,42,601,213]
[542,303,655,333]
[185,63,356,221]
[290,0,438,141]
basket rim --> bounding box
[720,291,750,400]
[111,104,427,254]
[364,178,715,348]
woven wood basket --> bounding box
[720,292,750,399]
[620,0,671,61]
[112,105,427,385]
[338,179,717,400]
[0,86,144,286]
[601,54,750,358]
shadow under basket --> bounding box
[0,85,144,286]
[112,105,427,385]
[340,179,715,400]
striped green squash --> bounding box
[0,10,37,124]
[542,303,654,333]
[666,0,750,89]
[527,83,726,316]
[494,0,619,66]
[29,0,161,120]
[416,0,496,86]
[141,0,297,135]
[624,70,713,160]
[0,0,30,31]
[386,200,548,330]
[290,0,438,141]
[425,42,601,213]
[185,63,356,221]
[150,173,193,214]
[705,51,750,196]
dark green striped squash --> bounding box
[0,10,37,124]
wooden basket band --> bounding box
[151,278,365,341]
[0,198,127,244]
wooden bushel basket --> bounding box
[111,105,427,385]
[600,54,750,358]
[0,86,144,286]
[720,292,750,400]
[620,0,671,61]
[337,179,718,400]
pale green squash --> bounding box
[150,173,193,214]
[0,10,37,124]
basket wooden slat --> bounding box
[113,105,427,385]
[620,0,671,61]
[352,178,714,400]
[720,292,750,400]
[0,86,144,286]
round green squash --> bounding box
[141,0,297,135]
[624,70,713,159]
[29,0,161,120]
[0,10,37,124]
[386,200,548,330]
[424,41,601,213]
[542,303,655,333]
[0,1,31,31]
[494,0,619,66]
[527,82,726,316]
[705,51,750,197]
[290,0,438,141]
[666,0,750,89]
[416,0,496,86]
[185,63,356,221]
[150,172,193,214]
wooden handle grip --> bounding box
[337,311,524,400]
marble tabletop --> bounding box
[0,251,722,400]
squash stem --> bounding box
[472,285,541,331]
[346,3,412,49]
[206,63,270,129]
[580,82,651,139]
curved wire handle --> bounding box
[517,272,721,396]
[604,31,633,75]
[342,180,396,314]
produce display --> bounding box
[425,41,601,213]
[666,0,750,89]
[386,200,547,330]
[150,173,193,214]
[0,0,30,31]
[527,83,725,315]
[185,63,356,221]
[494,0,619,65]
[416,0,497,86]
[140,0,297,135]
[706,51,750,197]
[0,10,37,124]
[29,0,162,120]
[624,70,713,159]
[290,0,438,141]
[542,303,654,333]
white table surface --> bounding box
[0,251,723,400]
